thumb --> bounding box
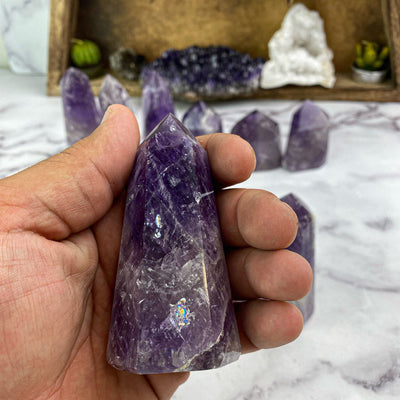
[0,104,140,240]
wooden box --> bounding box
[47,0,400,101]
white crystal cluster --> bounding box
[260,4,335,89]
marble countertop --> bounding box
[1,69,399,399]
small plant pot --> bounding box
[352,65,388,84]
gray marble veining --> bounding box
[0,69,399,399]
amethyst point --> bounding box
[281,193,315,322]
[107,114,241,374]
[182,101,222,136]
[231,110,281,170]
[282,100,329,171]
[142,70,175,136]
[60,67,101,145]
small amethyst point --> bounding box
[231,110,281,170]
[107,114,241,374]
[98,74,134,116]
[282,100,329,171]
[60,67,101,145]
[281,193,315,322]
[182,101,222,136]
[142,70,175,135]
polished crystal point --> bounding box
[282,100,329,171]
[281,193,315,322]
[231,110,281,170]
[98,74,134,116]
[182,101,222,136]
[60,67,101,145]
[142,70,175,135]
[107,114,241,374]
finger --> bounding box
[216,189,298,249]
[227,248,313,300]
[0,105,140,240]
[197,133,256,187]
[236,300,303,353]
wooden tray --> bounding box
[47,0,400,102]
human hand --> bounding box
[0,105,312,400]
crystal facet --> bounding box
[98,74,135,116]
[281,193,315,322]
[142,71,175,136]
[282,100,329,171]
[141,45,265,99]
[182,101,222,136]
[60,67,101,145]
[107,114,241,374]
[231,110,281,170]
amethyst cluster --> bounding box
[107,114,241,374]
[281,193,315,322]
[60,68,134,145]
[141,45,265,99]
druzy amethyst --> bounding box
[107,114,241,374]
[281,193,315,322]
[60,67,101,145]
[142,70,175,135]
[282,100,329,171]
[182,101,222,136]
[231,110,281,170]
[141,46,265,99]
[98,74,134,115]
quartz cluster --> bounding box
[231,111,281,170]
[141,45,265,99]
[182,101,222,136]
[107,114,241,374]
[60,68,134,145]
[109,47,146,81]
[281,193,315,322]
[283,100,329,171]
[260,4,335,89]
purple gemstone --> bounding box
[98,74,135,116]
[231,110,281,170]
[60,67,102,145]
[281,193,315,322]
[107,114,241,374]
[141,45,265,98]
[182,101,222,136]
[142,70,175,136]
[282,100,329,171]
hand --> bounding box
[0,105,312,400]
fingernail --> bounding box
[101,106,112,124]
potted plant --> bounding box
[352,41,390,84]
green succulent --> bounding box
[70,39,101,68]
[355,41,389,71]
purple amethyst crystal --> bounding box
[282,100,329,171]
[142,70,175,135]
[141,45,265,99]
[281,193,315,322]
[107,114,241,374]
[182,101,222,136]
[60,67,102,145]
[98,74,134,116]
[231,110,281,170]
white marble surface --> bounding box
[1,69,400,399]
[0,0,49,74]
